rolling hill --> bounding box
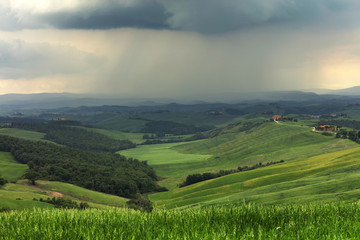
[151,147,360,208]
[120,121,357,190]
[0,152,28,182]
[0,180,128,210]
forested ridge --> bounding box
[9,121,135,152]
[0,135,164,198]
[141,121,213,135]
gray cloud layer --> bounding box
[2,0,360,33]
[38,0,170,30]
[0,40,103,79]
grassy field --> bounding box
[0,128,55,144]
[174,122,357,167]
[81,127,146,144]
[0,152,27,181]
[151,147,360,208]
[0,180,128,210]
[69,111,240,132]
[2,203,360,239]
[119,142,212,189]
[120,122,357,190]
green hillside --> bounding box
[0,180,128,210]
[120,122,357,189]
[82,127,146,144]
[151,147,360,208]
[70,111,238,132]
[0,128,52,143]
[0,152,27,181]
[174,122,356,167]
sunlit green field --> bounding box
[0,152,27,181]
[119,142,211,165]
[81,127,146,144]
[2,203,360,239]
[151,147,360,208]
[0,180,128,210]
[119,142,212,189]
[120,122,357,190]
[0,128,55,144]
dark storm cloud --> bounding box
[162,0,360,33]
[1,0,360,33]
[38,0,170,30]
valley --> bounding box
[2,94,360,238]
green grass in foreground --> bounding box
[0,152,27,181]
[1,203,360,239]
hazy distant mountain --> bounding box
[307,86,360,96]
[0,90,355,114]
[329,86,360,96]
[0,93,173,110]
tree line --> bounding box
[9,121,135,152]
[179,160,284,187]
[36,197,90,209]
[141,121,213,136]
[336,129,360,142]
[0,135,166,198]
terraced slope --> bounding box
[151,147,360,208]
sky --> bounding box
[1,0,360,97]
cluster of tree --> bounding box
[336,129,360,142]
[141,139,184,145]
[0,117,44,125]
[0,176,7,186]
[126,195,153,212]
[141,121,214,135]
[37,197,89,209]
[188,121,263,141]
[320,119,360,130]
[179,160,284,188]
[0,135,165,198]
[0,207,11,212]
[9,122,135,152]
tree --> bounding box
[0,177,7,186]
[126,195,153,212]
[24,170,39,185]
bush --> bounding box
[0,177,8,186]
[127,195,153,212]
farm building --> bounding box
[272,115,281,121]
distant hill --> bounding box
[0,93,173,111]
[329,86,360,96]
[0,90,354,113]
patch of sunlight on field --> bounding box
[81,127,146,144]
[0,180,128,210]
[0,128,56,145]
[0,152,27,181]
[151,147,360,208]
[118,142,212,165]
[35,181,128,207]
